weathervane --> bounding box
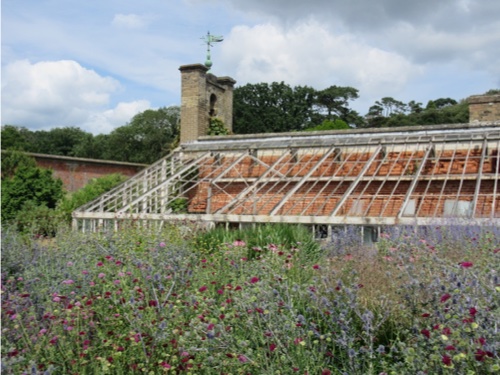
[201,31,223,70]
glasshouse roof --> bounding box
[73,123,500,232]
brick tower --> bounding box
[179,64,236,143]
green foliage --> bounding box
[1,151,64,223]
[304,119,350,131]
[167,197,189,213]
[57,173,127,223]
[101,106,180,164]
[207,117,229,135]
[13,201,63,237]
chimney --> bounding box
[179,64,236,143]
[468,94,500,124]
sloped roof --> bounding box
[73,123,500,230]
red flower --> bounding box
[469,307,477,316]
[475,349,493,362]
[313,264,320,270]
[421,329,430,338]
[97,262,104,267]
[459,261,473,268]
[440,293,451,303]
[199,285,207,292]
[269,343,277,352]
[250,277,260,284]
[421,313,430,317]
[322,370,332,375]
[148,300,158,307]
[444,345,456,351]
[442,355,452,366]
[442,327,452,335]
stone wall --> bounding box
[469,94,500,124]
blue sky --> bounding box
[2,0,499,134]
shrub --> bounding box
[207,117,229,135]
[1,151,64,223]
[57,173,127,223]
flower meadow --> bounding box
[1,223,499,374]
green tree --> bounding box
[1,125,33,151]
[303,119,350,131]
[314,85,360,123]
[103,106,180,164]
[31,127,95,157]
[233,82,316,134]
[1,151,64,223]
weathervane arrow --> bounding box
[201,31,223,70]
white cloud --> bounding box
[219,21,418,109]
[83,100,151,134]
[111,13,149,29]
[0,59,150,133]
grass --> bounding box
[1,223,499,374]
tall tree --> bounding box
[314,85,360,123]
[233,82,316,134]
[103,106,180,164]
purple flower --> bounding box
[62,279,75,285]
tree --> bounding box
[1,151,64,223]
[1,125,33,151]
[31,127,95,157]
[103,106,180,164]
[314,85,359,122]
[233,82,316,134]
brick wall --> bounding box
[31,153,146,192]
[186,146,498,218]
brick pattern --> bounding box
[34,156,145,192]
[187,147,499,219]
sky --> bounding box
[2,0,499,135]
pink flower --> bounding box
[440,293,451,303]
[269,343,277,352]
[312,264,320,270]
[159,242,166,248]
[52,296,61,302]
[97,262,103,267]
[62,279,74,285]
[233,239,246,247]
[160,362,171,369]
[460,261,473,268]
[238,354,249,363]
[82,270,89,275]
[199,285,207,292]
[98,273,106,279]
[250,277,260,284]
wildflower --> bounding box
[444,345,456,351]
[67,262,74,266]
[199,285,207,292]
[160,362,171,369]
[97,262,104,267]
[49,336,58,345]
[269,343,277,352]
[459,261,473,268]
[440,293,451,303]
[233,239,246,247]
[98,273,106,279]
[148,300,158,307]
[322,370,332,375]
[469,307,477,316]
[62,279,75,285]
[313,264,320,270]
[82,270,89,275]
[421,329,430,338]
[475,349,493,362]
[238,354,249,363]
[250,277,260,284]
[442,355,452,366]
[217,289,224,295]
[159,242,166,248]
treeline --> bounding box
[1,106,180,164]
[2,85,498,164]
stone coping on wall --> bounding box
[1,150,148,167]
